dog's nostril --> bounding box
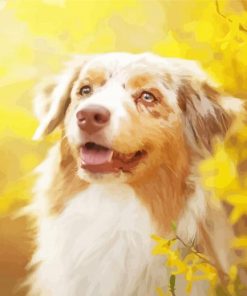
[94,113,107,124]
[76,111,85,122]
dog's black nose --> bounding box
[76,105,111,134]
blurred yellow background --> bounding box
[0,0,247,295]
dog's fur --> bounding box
[29,53,242,296]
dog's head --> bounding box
[33,53,242,183]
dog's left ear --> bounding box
[177,77,243,153]
[33,56,89,140]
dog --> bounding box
[28,52,242,296]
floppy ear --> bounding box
[177,78,243,154]
[33,56,88,140]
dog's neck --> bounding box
[131,164,193,234]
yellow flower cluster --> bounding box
[152,235,218,295]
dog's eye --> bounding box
[140,91,157,104]
[79,85,92,96]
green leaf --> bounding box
[169,274,176,293]
[171,221,177,232]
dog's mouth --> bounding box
[79,142,146,174]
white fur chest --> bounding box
[32,183,168,296]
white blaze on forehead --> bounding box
[77,80,130,129]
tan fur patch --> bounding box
[127,73,154,90]
[163,73,173,88]
[131,156,192,234]
[45,137,88,215]
[178,80,232,152]
[84,68,107,87]
[112,104,193,233]
[201,82,219,101]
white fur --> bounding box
[31,175,209,296]
[32,183,168,296]
[177,184,206,243]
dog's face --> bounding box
[65,53,182,182]
[34,53,241,183]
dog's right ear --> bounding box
[33,56,89,140]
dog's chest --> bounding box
[35,183,168,296]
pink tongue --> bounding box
[80,146,113,165]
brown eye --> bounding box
[79,85,92,96]
[140,91,156,104]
